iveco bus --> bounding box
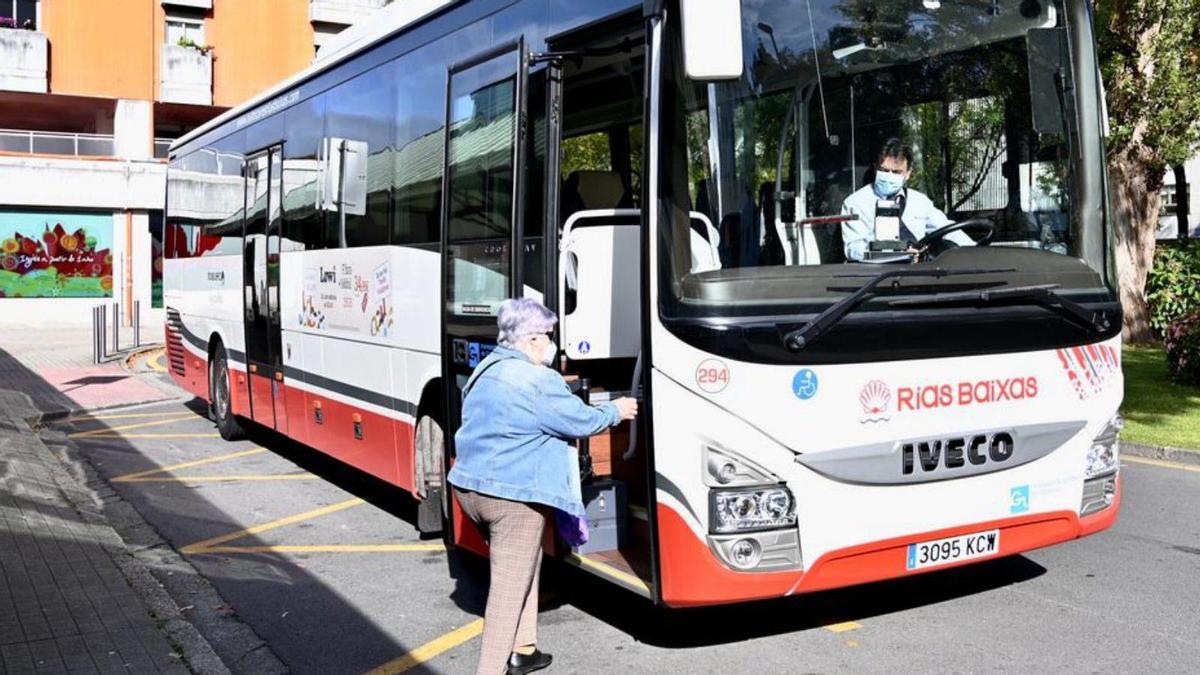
[164,0,1122,606]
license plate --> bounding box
[906,529,1000,571]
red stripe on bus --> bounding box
[657,477,1120,607]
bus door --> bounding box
[440,41,529,547]
[242,145,285,431]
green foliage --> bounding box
[1121,346,1200,449]
[1145,240,1200,335]
[1164,314,1200,385]
[176,36,213,55]
[561,132,611,178]
[1096,0,1200,173]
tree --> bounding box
[1095,0,1200,342]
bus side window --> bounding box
[392,46,446,249]
[329,65,394,248]
[283,95,327,252]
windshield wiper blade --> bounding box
[888,283,1112,334]
[783,267,1015,351]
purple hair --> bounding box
[497,298,556,346]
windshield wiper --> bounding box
[783,267,1015,350]
[888,283,1112,334]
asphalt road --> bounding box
[53,381,1200,675]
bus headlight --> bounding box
[1085,415,1122,479]
[710,486,797,534]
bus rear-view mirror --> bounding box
[1026,27,1068,136]
[679,0,744,80]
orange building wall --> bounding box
[208,0,314,107]
[41,0,314,108]
[42,0,157,100]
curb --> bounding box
[1122,441,1200,467]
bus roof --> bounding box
[169,0,458,155]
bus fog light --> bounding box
[1080,473,1117,516]
[729,539,761,569]
[708,529,802,572]
[711,486,797,534]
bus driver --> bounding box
[840,138,967,262]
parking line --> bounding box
[117,474,321,483]
[198,543,445,554]
[113,448,268,482]
[824,621,863,633]
[148,352,168,373]
[62,410,195,423]
[181,497,365,554]
[1123,456,1200,474]
[364,618,485,675]
[82,432,222,441]
[69,413,198,438]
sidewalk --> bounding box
[0,326,174,418]
[0,325,230,673]
[0,389,227,674]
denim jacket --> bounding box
[447,345,620,517]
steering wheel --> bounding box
[915,218,996,250]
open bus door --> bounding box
[440,41,529,551]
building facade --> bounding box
[0,0,391,326]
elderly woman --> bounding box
[447,298,637,675]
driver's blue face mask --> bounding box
[873,170,906,198]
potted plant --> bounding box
[177,36,213,55]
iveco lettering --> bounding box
[163,0,1122,607]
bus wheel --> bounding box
[415,414,446,535]
[210,346,244,441]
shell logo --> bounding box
[859,379,891,423]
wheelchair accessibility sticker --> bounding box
[792,369,819,400]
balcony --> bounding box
[161,0,213,9]
[160,44,212,105]
[0,28,48,93]
[309,0,391,26]
[0,129,115,157]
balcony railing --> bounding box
[0,129,115,157]
[0,28,48,93]
[160,44,213,105]
[309,0,391,26]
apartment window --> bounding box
[166,15,204,46]
[0,0,37,29]
[1161,184,1180,216]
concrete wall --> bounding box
[0,28,48,93]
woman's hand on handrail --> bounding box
[613,397,639,421]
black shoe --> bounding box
[507,649,552,675]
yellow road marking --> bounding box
[81,432,222,440]
[565,552,651,594]
[113,448,267,482]
[61,410,192,423]
[365,619,485,675]
[1123,455,1200,474]
[824,621,863,633]
[69,413,198,438]
[117,474,320,483]
[198,543,445,554]
[148,351,168,373]
[181,498,365,553]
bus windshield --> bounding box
[658,0,1111,321]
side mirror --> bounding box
[679,0,744,80]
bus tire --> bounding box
[415,414,446,535]
[210,345,244,441]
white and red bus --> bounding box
[164,0,1123,607]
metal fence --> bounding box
[0,128,116,157]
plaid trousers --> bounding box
[454,488,548,675]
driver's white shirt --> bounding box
[840,185,955,261]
